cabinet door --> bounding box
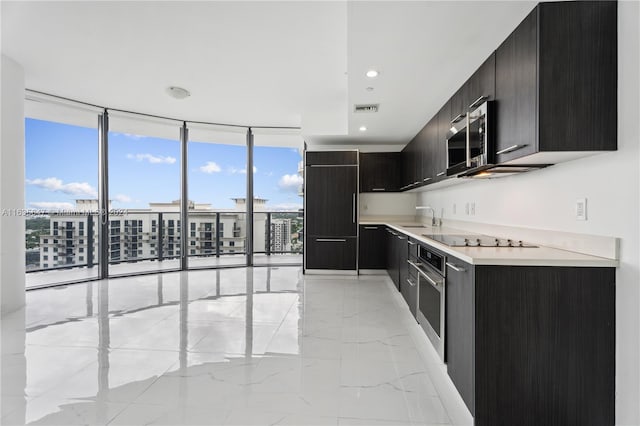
[306,151,358,166]
[306,237,356,270]
[434,103,450,180]
[421,118,436,184]
[449,86,469,124]
[398,235,417,318]
[495,7,538,163]
[467,52,496,107]
[446,257,475,415]
[305,166,357,236]
[359,153,400,192]
[414,125,429,184]
[397,233,408,292]
[385,228,399,289]
[358,225,386,269]
[538,1,617,152]
[413,140,422,187]
[401,141,418,190]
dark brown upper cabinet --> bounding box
[420,117,437,185]
[495,1,617,163]
[449,53,496,125]
[449,86,468,124]
[466,53,496,108]
[401,139,422,190]
[434,102,450,181]
[305,151,358,166]
[400,1,616,192]
[359,152,401,193]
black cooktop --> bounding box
[422,234,538,248]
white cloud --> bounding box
[112,132,144,140]
[278,174,303,192]
[126,153,176,164]
[112,194,132,203]
[26,177,98,197]
[199,161,221,174]
[29,201,75,210]
[229,166,257,174]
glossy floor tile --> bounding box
[2,267,473,425]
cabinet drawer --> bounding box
[306,237,357,270]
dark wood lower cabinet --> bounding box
[385,228,400,289]
[445,258,476,415]
[444,260,615,426]
[358,225,386,269]
[397,233,409,299]
[305,237,357,270]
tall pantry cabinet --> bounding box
[304,151,358,271]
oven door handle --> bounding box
[446,262,466,272]
[407,260,443,289]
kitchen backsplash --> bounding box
[359,193,416,216]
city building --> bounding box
[36,198,280,269]
[270,218,291,253]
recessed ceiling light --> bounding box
[359,126,367,132]
[366,70,379,78]
[366,87,374,92]
[166,86,191,99]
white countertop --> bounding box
[360,220,619,267]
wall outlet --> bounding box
[453,203,457,215]
[576,198,587,221]
[465,202,469,215]
[470,202,476,216]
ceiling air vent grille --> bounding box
[354,104,379,113]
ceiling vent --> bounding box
[354,104,379,113]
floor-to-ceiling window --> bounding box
[186,123,248,268]
[23,94,302,288]
[108,113,181,276]
[24,99,100,288]
[252,129,304,266]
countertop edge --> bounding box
[361,221,619,268]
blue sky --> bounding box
[25,118,303,211]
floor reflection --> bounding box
[2,267,470,426]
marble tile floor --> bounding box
[25,254,302,289]
[2,266,473,426]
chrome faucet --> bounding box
[416,206,440,227]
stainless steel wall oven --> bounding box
[409,245,446,361]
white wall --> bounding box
[417,3,640,423]
[0,55,26,314]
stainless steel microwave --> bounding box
[446,99,495,176]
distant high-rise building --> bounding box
[37,198,269,269]
[270,219,292,253]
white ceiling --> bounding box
[1,1,536,149]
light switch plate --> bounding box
[576,198,587,221]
